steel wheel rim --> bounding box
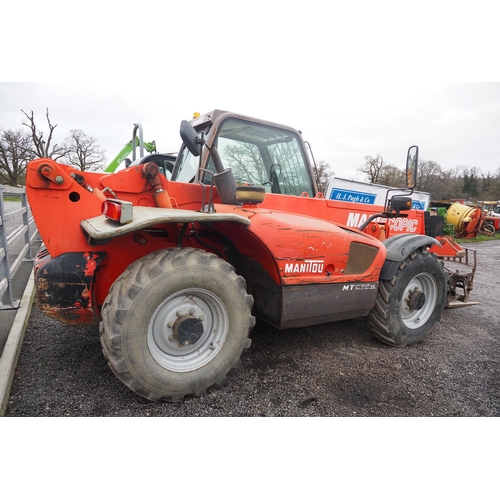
[147,288,229,372]
[401,272,437,329]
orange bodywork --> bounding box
[26,158,387,327]
[259,193,467,259]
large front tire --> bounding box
[367,247,447,347]
[100,248,255,402]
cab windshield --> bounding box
[174,118,315,197]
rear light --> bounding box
[102,199,133,224]
[102,200,121,220]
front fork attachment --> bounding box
[442,247,478,308]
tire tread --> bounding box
[100,248,254,402]
[367,248,446,347]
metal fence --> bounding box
[0,185,39,310]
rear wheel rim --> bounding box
[401,272,437,329]
[147,288,229,372]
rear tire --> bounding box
[367,247,447,347]
[100,248,255,401]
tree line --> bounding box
[0,108,106,186]
[356,154,500,202]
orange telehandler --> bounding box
[25,109,476,401]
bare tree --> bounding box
[417,160,443,192]
[0,129,35,186]
[61,129,106,171]
[314,160,334,194]
[480,168,500,200]
[21,108,69,159]
[438,166,468,200]
[357,154,387,183]
[378,165,406,188]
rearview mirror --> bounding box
[406,145,419,189]
[180,120,203,157]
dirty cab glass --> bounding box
[175,119,315,197]
[212,119,314,196]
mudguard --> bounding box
[81,206,251,243]
[380,234,441,280]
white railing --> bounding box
[0,185,39,310]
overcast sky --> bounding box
[2,0,498,467]
[2,2,499,181]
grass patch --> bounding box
[455,232,500,244]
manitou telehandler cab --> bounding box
[25,110,474,402]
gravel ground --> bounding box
[5,240,500,417]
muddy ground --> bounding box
[5,240,500,417]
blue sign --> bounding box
[412,200,425,210]
[330,188,377,205]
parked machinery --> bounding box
[25,110,478,401]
